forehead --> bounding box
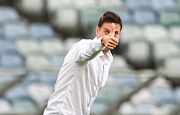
[101,22,121,31]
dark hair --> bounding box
[98,11,122,31]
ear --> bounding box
[96,26,100,36]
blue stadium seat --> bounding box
[5,84,30,100]
[151,88,176,104]
[151,0,176,11]
[52,56,65,68]
[0,40,17,55]
[30,23,54,39]
[0,28,5,39]
[0,74,14,88]
[133,11,156,25]
[126,0,152,11]
[0,7,19,24]
[175,87,180,102]
[4,23,29,39]
[90,98,107,114]
[135,104,156,114]
[0,54,24,68]
[39,73,58,86]
[115,74,138,87]
[116,11,133,25]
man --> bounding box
[43,11,122,115]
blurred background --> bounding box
[0,0,180,115]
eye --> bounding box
[115,32,119,35]
[105,31,109,34]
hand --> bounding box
[101,23,119,50]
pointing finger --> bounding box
[110,23,115,37]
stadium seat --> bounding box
[40,39,64,56]
[151,0,176,11]
[0,54,24,68]
[64,37,81,53]
[99,0,126,10]
[133,11,156,25]
[99,86,123,104]
[118,102,135,115]
[0,40,17,55]
[143,25,169,43]
[0,7,19,24]
[149,76,172,89]
[16,39,42,56]
[0,99,12,114]
[4,23,29,39]
[47,0,73,14]
[120,25,144,46]
[90,98,107,114]
[14,0,44,18]
[114,73,138,87]
[12,99,37,114]
[116,11,133,25]
[109,55,131,73]
[81,9,103,31]
[153,41,180,65]
[50,8,79,36]
[5,84,30,100]
[174,87,180,102]
[0,74,14,88]
[26,55,52,70]
[39,73,58,86]
[164,57,180,78]
[126,0,152,11]
[160,12,180,27]
[126,41,152,69]
[27,83,53,106]
[73,0,96,9]
[130,88,155,104]
[52,56,65,69]
[169,26,180,41]
[30,23,54,39]
[0,28,5,39]
[135,104,156,114]
[151,88,176,104]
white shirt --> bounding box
[43,37,113,115]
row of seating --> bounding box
[118,76,179,115]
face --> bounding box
[96,22,121,40]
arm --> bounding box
[75,37,105,66]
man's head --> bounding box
[96,11,122,40]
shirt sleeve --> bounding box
[75,37,105,66]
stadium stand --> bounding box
[0,0,180,115]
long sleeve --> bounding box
[75,37,105,66]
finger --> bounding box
[110,37,118,43]
[109,23,115,37]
